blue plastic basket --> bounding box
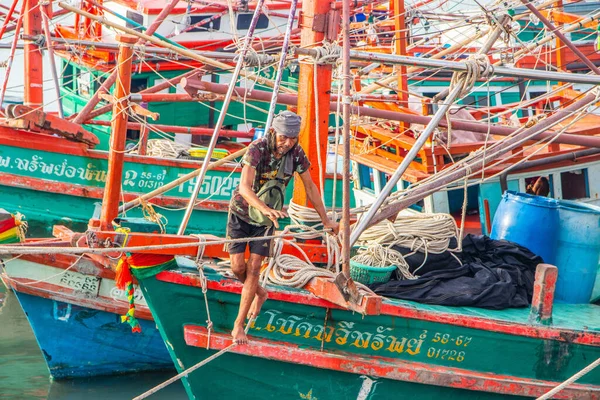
[349,260,396,285]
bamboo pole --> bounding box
[521,0,600,75]
[0,0,19,40]
[350,17,509,245]
[359,27,489,94]
[341,0,351,278]
[0,0,25,114]
[366,91,600,229]
[186,79,600,148]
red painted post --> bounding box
[138,125,148,156]
[23,0,43,109]
[529,264,558,325]
[291,0,336,206]
[99,34,137,230]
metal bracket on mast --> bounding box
[334,272,363,306]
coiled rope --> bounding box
[144,139,190,158]
[259,225,375,296]
[353,213,462,277]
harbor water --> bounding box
[0,282,186,399]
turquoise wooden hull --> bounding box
[138,259,600,399]
[0,139,351,236]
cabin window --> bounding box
[126,11,144,32]
[62,62,75,90]
[189,15,221,32]
[561,169,589,200]
[77,70,91,97]
[525,176,551,197]
[237,13,269,30]
[357,164,374,192]
[461,94,489,109]
[130,78,148,93]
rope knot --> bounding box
[312,42,342,65]
[449,54,494,98]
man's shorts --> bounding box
[226,212,274,257]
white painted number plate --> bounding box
[58,271,101,296]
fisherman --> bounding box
[526,176,550,197]
[227,110,339,344]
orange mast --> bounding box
[23,0,43,109]
[99,34,137,230]
[291,0,337,205]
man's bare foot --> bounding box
[231,324,248,345]
[247,290,268,319]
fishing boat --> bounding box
[0,0,349,237]
[2,0,600,394]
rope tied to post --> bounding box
[310,42,342,65]
[449,54,494,99]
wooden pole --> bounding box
[291,0,335,206]
[342,0,351,277]
[23,0,43,109]
[393,0,408,109]
[99,34,137,230]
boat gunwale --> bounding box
[182,324,600,399]
[156,268,600,346]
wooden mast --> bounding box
[392,0,409,109]
[99,34,137,230]
[291,0,336,205]
[23,0,43,109]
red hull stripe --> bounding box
[184,325,599,399]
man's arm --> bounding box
[299,170,340,234]
[239,164,287,228]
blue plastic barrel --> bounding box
[554,200,600,303]
[490,191,559,265]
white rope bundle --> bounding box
[311,42,342,65]
[351,244,416,280]
[354,213,462,277]
[259,225,375,296]
[288,201,338,228]
[144,139,190,158]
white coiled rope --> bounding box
[259,225,375,295]
[144,139,190,158]
[354,213,462,278]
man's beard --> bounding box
[276,145,291,156]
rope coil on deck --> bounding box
[353,213,462,278]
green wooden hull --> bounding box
[138,260,600,400]
[0,141,350,236]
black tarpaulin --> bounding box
[371,234,542,309]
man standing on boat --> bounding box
[227,110,339,344]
